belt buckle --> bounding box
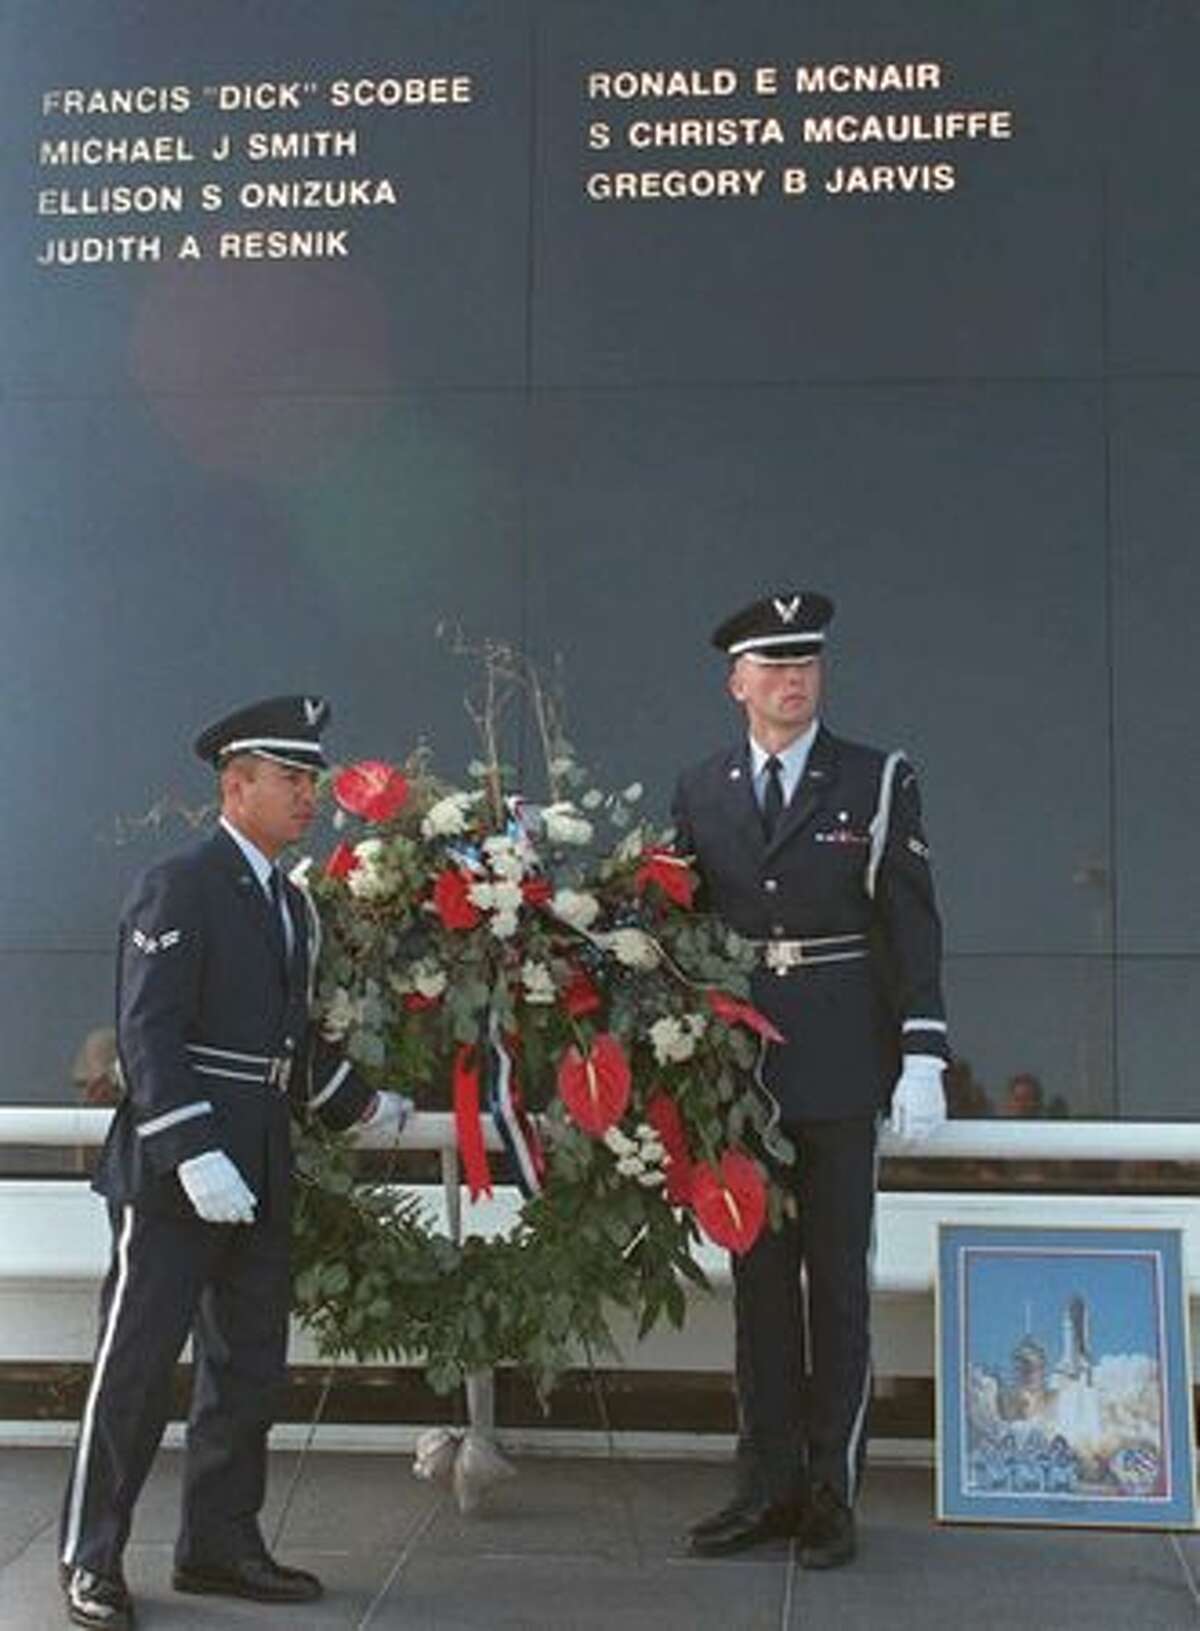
[765,941,804,976]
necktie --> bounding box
[267,868,291,962]
[761,756,784,841]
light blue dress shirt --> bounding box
[220,816,294,955]
[748,718,819,812]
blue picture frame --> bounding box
[936,1224,1197,1528]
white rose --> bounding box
[622,782,644,803]
[616,1155,646,1177]
[490,910,520,940]
[550,888,600,931]
[636,1169,667,1188]
[600,928,661,971]
[346,842,394,901]
[635,1126,665,1163]
[648,1017,680,1064]
[603,1127,637,1157]
[421,793,474,839]
[649,1016,697,1065]
[467,880,496,910]
[520,960,556,1004]
[483,834,530,881]
[542,802,594,847]
[410,961,448,1000]
[490,879,523,914]
[322,987,360,1041]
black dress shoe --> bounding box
[173,1553,323,1603]
[687,1498,803,1557]
[799,1487,857,1569]
[63,1566,134,1630]
[688,1494,761,1541]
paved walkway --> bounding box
[3,1445,1199,1629]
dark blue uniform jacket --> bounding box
[672,726,947,1122]
[95,826,370,1218]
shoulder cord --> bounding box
[291,874,322,1008]
[866,750,907,900]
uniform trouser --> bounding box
[60,1201,290,1577]
[732,1115,878,1509]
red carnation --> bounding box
[691,1151,767,1254]
[563,967,602,1019]
[557,1033,631,1137]
[404,991,440,1011]
[325,841,360,880]
[706,988,786,1044]
[521,877,554,907]
[333,760,409,823]
[634,847,697,909]
[433,868,481,931]
[645,1091,694,1204]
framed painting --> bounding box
[936,1224,1196,1528]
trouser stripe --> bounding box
[844,1131,882,1503]
[61,1205,135,1565]
[843,1359,872,1504]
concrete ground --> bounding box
[3,1445,1199,1630]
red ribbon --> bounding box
[453,1043,493,1201]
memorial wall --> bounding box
[1,0,1196,1121]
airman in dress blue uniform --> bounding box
[674,595,949,1568]
[59,695,409,1631]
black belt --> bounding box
[753,933,869,974]
[186,1043,293,1090]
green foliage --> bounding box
[291,1122,708,1398]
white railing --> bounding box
[3,1108,1199,1420]
[3,1104,1200,1162]
[5,1108,1197,1267]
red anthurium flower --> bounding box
[645,1091,694,1204]
[706,988,786,1044]
[333,760,409,823]
[563,967,602,1019]
[690,1151,767,1254]
[634,847,697,909]
[557,1033,631,1137]
[521,877,554,907]
[325,841,360,880]
[432,868,482,931]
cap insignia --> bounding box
[772,595,802,624]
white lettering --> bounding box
[327,75,473,108]
[586,167,765,201]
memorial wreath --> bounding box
[289,641,794,1401]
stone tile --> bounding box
[0,1446,67,1570]
[3,1448,1198,1631]
[793,1466,1199,1631]
[365,1551,792,1631]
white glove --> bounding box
[358,1090,414,1139]
[888,1055,947,1143]
[177,1150,257,1225]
